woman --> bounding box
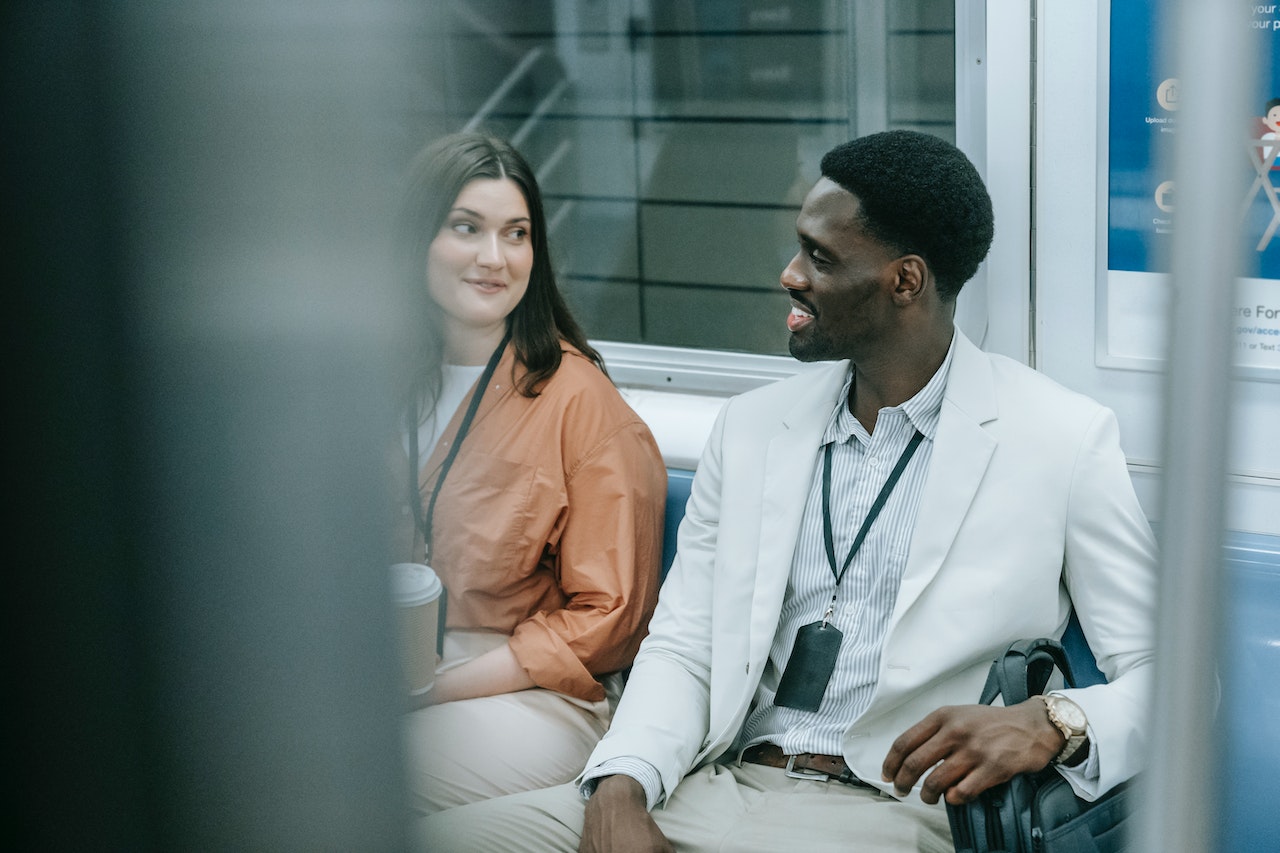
[392,132,666,814]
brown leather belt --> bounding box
[739,743,873,788]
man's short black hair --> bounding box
[820,130,994,301]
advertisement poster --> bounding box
[1100,0,1280,378]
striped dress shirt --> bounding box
[736,338,953,756]
[583,338,955,806]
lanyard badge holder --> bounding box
[407,332,510,659]
[773,430,924,712]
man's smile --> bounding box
[787,300,815,332]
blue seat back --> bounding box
[1221,532,1280,849]
[661,468,695,581]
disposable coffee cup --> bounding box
[390,562,443,696]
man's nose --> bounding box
[780,253,807,291]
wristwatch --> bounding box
[1041,693,1090,767]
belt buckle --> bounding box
[784,754,830,783]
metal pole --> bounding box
[1135,2,1254,851]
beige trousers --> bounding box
[402,631,618,815]
[418,760,954,852]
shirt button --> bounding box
[867,456,880,468]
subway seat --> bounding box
[657,468,1280,844]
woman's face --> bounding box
[426,177,534,345]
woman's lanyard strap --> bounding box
[820,428,925,588]
[408,330,511,560]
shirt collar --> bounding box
[821,330,957,447]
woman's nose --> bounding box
[476,232,505,268]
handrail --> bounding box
[462,46,545,133]
[534,137,572,188]
[1134,2,1255,852]
[512,78,569,147]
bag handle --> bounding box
[977,637,1077,706]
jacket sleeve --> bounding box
[1056,406,1158,798]
[577,399,731,802]
[507,411,667,701]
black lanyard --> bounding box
[820,428,925,591]
[771,427,928,713]
[407,331,510,561]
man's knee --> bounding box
[416,783,586,853]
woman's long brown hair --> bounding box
[394,131,605,423]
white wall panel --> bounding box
[1033,0,1279,534]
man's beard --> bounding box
[788,329,843,362]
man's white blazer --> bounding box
[585,330,1156,806]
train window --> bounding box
[415,1,960,388]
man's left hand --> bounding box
[881,700,1064,805]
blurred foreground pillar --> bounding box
[8,3,427,849]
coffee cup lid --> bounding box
[389,562,442,606]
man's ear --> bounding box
[892,254,929,305]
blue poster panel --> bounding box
[1102,0,1280,376]
[1106,0,1171,276]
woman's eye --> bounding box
[506,227,529,242]
[449,220,477,235]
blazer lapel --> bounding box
[892,332,999,621]
[748,361,850,663]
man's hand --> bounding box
[580,775,673,853]
[881,700,1065,805]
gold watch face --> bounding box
[1049,696,1087,732]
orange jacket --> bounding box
[396,343,666,702]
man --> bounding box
[421,130,1156,852]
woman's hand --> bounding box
[411,642,536,708]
